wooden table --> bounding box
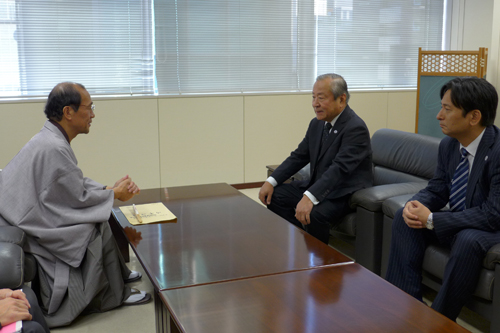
[161,263,470,333]
[109,183,353,331]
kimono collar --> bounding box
[49,119,70,144]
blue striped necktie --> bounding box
[449,148,469,212]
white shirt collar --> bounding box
[460,128,485,171]
[326,107,345,128]
[460,128,485,158]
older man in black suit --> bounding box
[386,77,500,321]
[259,73,373,244]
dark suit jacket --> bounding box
[271,105,373,202]
[412,125,500,241]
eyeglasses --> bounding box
[84,103,95,112]
[72,103,95,112]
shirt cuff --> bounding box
[266,177,278,187]
[304,191,319,205]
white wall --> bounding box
[448,0,500,126]
[1,0,497,189]
[452,0,494,51]
[487,0,500,91]
[0,90,417,189]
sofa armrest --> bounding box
[483,243,500,270]
[351,182,427,211]
[0,242,25,289]
[0,226,26,247]
[382,194,414,219]
[292,164,310,182]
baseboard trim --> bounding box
[231,182,264,190]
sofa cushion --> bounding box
[372,128,441,181]
[484,243,500,270]
[374,166,428,185]
[353,183,426,212]
[331,211,356,237]
[423,244,495,301]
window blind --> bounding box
[155,0,445,94]
[154,0,315,94]
[0,0,153,97]
[0,0,445,98]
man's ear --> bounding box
[469,109,482,126]
[339,93,347,104]
[62,105,74,121]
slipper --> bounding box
[125,270,142,283]
[123,288,152,306]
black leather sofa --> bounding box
[382,193,500,332]
[351,128,500,330]
[283,128,441,275]
[335,128,441,274]
[0,225,37,289]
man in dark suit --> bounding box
[259,73,373,244]
[386,76,500,320]
[0,287,49,333]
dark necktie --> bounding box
[449,148,469,212]
[322,122,333,145]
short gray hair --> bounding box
[316,73,350,103]
[44,82,86,121]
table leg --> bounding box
[155,291,181,333]
[155,291,171,333]
[108,215,130,262]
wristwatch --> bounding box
[426,213,434,230]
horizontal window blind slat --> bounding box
[0,0,444,97]
[155,0,444,94]
[0,0,153,97]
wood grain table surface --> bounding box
[161,263,470,333]
[111,183,352,291]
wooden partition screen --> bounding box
[415,47,488,138]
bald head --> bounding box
[44,82,86,121]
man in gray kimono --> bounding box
[0,82,150,328]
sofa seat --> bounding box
[423,245,498,301]
[381,194,500,330]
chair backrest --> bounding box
[371,128,441,186]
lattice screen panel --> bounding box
[420,53,479,74]
[415,47,487,136]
